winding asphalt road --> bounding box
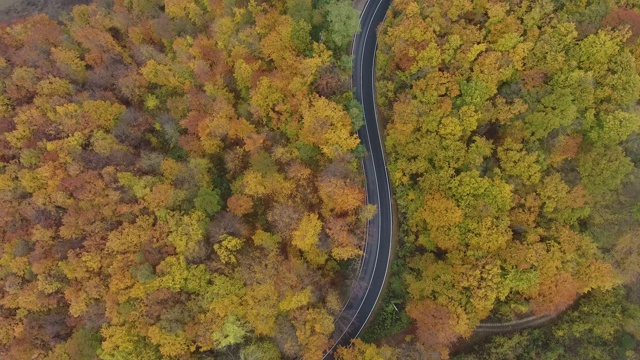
[320,0,556,357]
[322,0,393,358]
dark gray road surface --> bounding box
[323,0,393,358]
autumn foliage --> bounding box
[376,0,640,356]
[0,0,364,358]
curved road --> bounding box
[475,314,555,333]
[323,0,393,358]
[320,0,557,357]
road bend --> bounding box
[319,1,562,357]
[322,0,393,358]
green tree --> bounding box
[578,145,633,196]
[588,110,640,146]
[286,0,312,23]
[212,315,248,349]
[324,0,360,51]
[193,188,222,216]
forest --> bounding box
[0,0,367,358]
[3,0,640,359]
[369,0,640,358]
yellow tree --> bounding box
[420,192,464,251]
[214,235,245,265]
[336,339,398,360]
[292,213,327,266]
[497,139,542,186]
[294,308,334,359]
[244,282,279,336]
[300,96,359,158]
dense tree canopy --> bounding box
[374,0,640,357]
[0,0,364,358]
[457,288,640,360]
